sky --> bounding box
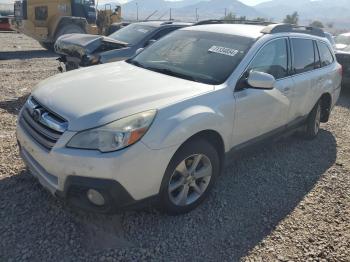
[0,0,271,6]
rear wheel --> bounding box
[159,139,220,215]
[303,101,322,139]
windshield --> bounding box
[335,34,350,46]
[127,30,254,85]
[108,24,155,45]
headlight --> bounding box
[82,54,101,66]
[67,110,156,152]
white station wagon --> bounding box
[17,22,342,214]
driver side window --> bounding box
[249,38,288,80]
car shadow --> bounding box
[0,93,29,115]
[0,49,57,60]
[0,129,337,260]
[337,87,350,109]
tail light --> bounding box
[338,65,343,77]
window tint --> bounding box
[318,41,334,67]
[291,38,315,74]
[249,38,288,79]
[152,27,180,40]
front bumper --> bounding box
[17,123,178,212]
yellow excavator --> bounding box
[11,0,122,49]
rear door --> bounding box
[288,38,320,122]
[232,38,294,146]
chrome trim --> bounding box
[20,97,68,150]
[40,112,68,133]
[26,97,68,133]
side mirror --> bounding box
[247,71,275,89]
[135,48,144,55]
[145,39,157,47]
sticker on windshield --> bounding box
[208,46,239,57]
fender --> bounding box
[142,89,235,152]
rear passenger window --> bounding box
[249,38,288,80]
[291,38,316,74]
[318,41,334,67]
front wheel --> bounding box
[303,101,322,139]
[159,139,220,215]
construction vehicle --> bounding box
[11,0,122,49]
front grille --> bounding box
[19,97,68,151]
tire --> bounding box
[303,101,322,140]
[159,139,220,215]
[55,24,85,41]
[39,42,54,51]
[65,61,79,71]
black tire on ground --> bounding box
[55,24,85,41]
[303,101,322,140]
[65,61,79,71]
[159,139,220,215]
[39,42,54,51]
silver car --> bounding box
[18,22,342,214]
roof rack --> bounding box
[194,19,274,26]
[261,23,325,37]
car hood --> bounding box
[32,62,214,131]
[54,33,128,59]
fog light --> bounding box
[86,189,105,206]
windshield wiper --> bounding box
[127,60,146,68]
[146,67,200,82]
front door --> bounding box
[232,38,293,147]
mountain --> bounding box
[255,0,350,28]
[122,0,203,19]
[174,0,262,20]
[122,0,262,21]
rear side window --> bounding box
[249,38,288,79]
[291,38,316,74]
[318,41,334,67]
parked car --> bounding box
[55,21,192,71]
[334,32,350,51]
[17,22,342,215]
[324,32,336,50]
[334,33,350,87]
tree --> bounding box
[283,12,299,25]
[255,17,267,22]
[309,20,324,28]
[326,22,334,28]
[223,12,236,20]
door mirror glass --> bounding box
[247,71,275,89]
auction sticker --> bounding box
[208,46,239,57]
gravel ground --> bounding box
[0,32,349,262]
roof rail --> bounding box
[261,23,325,37]
[194,19,274,26]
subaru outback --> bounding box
[17,22,342,215]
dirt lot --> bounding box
[0,32,349,262]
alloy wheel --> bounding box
[168,154,212,206]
